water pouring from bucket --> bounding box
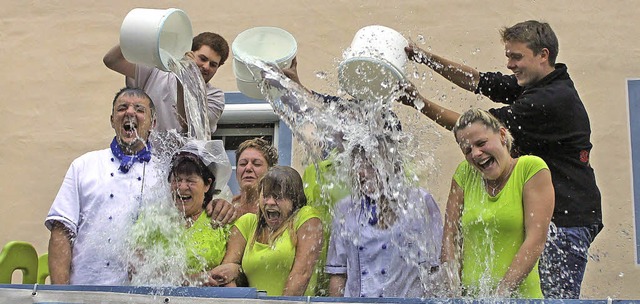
[232,27,298,99]
[338,25,410,102]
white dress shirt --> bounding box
[45,148,162,285]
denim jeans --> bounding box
[538,223,600,299]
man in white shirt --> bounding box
[46,88,161,285]
[103,32,228,134]
[45,88,236,285]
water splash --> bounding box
[243,58,441,297]
[166,54,211,140]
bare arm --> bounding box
[103,44,136,78]
[282,217,324,296]
[398,82,461,130]
[405,45,480,92]
[495,169,554,297]
[48,221,72,284]
[328,274,347,297]
[440,179,464,295]
[205,226,246,286]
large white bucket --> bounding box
[232,27,297,99]
[120,8,193,72]
[338,25,409,102]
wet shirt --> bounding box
[45,148,161,285]
[477,64,601,228]
[454,155,547,298]
[234,205,320,296]
[184,211,228,273]
[325,188,443,298]
[127,64,225,133]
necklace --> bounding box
[484,158,517,196]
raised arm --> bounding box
[283,217,323,296]
[48,221,73,284]
[397,81,461,130]
[495,169,554,297]
[205,226,246,287]
[440,179,464,296]
[405,45,480,92]
[103,44,136,79]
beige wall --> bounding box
[1,0,638,299]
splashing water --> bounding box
[122,52,220,286]
[166,52,211,141]
[244,58,442,297]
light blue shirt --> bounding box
[325,188,443,298]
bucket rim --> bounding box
[156,8,193,70]
[338,56,408,100]
[338,56,407,81]
[231,26,298,64]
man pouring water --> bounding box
[104,29,229,135]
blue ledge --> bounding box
[0,284,635,303]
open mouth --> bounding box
[123,120,138,135]
[477,157,495,170]
[264,209,280,221]
[175,193,192,203]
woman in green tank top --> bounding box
[442,109,555,298]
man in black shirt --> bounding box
[399,20,602,299]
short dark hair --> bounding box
[192,32,230,66]
[169,152,216,208]
[112,87,155,117]
[500,20,559,66]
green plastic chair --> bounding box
[0,241,39,284]
[37,253,49,284]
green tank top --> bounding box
[453,155,548,298]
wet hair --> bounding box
[235,138,279,167]
[168,152,216,208]
[500,20,559,66]
[453,108,514,151]
[192,32,230,66]
[251,166,307,247]
[112,87,156,118]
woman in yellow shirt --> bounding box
[205,166,323,296]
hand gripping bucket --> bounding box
[338,25,409,102]
[232,27,297,99]
[120,8,193,72]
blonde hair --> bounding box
[235,138,279,167]
[453,108,514,151]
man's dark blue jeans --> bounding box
[538,223,600,299]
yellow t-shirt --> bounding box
[234,205,321,296]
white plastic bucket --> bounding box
[338,25,409,101]
[120,8,193,72]
[232,27,297,99]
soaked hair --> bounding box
[453,108,514,151]
[500,20,559,66]
[192,32,230,66]
[235,138,279,167]
[112,87,156,118]
[168,152,216,208]
[250,166,307,247]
